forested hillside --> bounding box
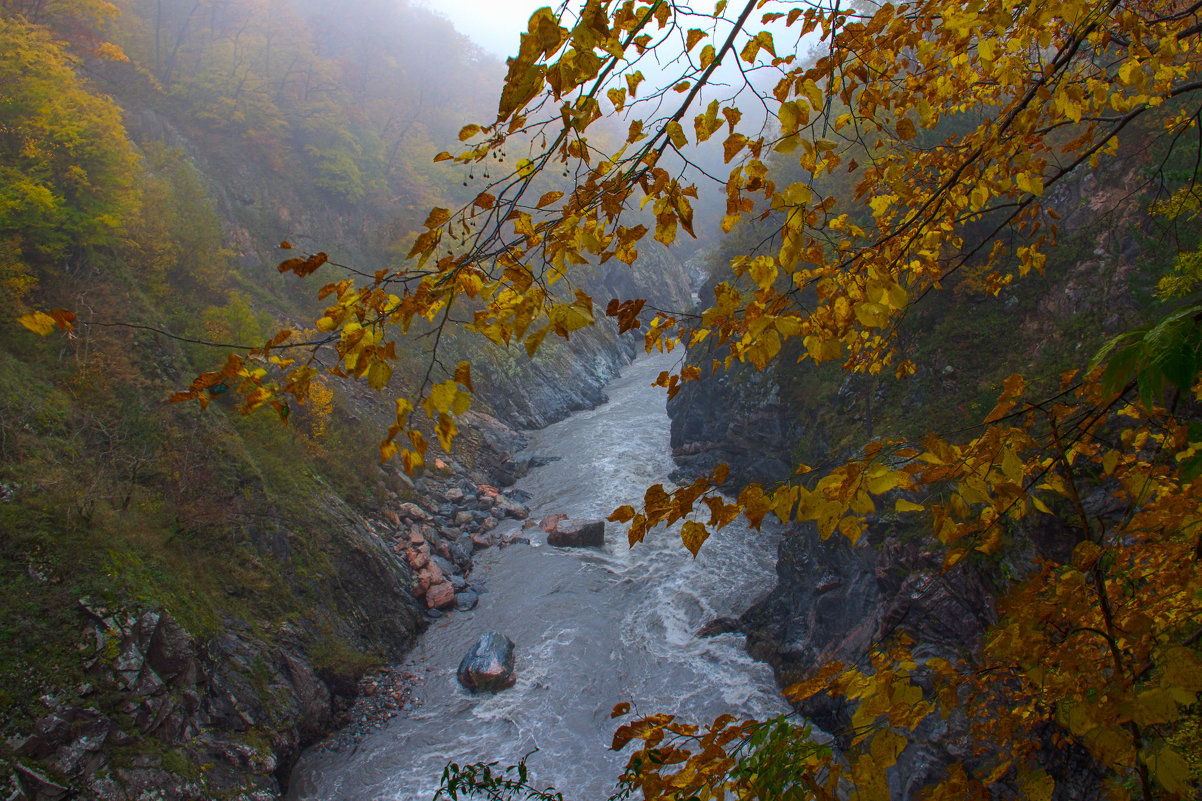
[0,1,688,797]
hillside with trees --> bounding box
[0,0,692,797]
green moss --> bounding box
[308,632,382,680]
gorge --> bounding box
[3,0,1202,799]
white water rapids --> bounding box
[287,352,789,800]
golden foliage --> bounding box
[144,0,1202,796]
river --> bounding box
[287,352,789,800]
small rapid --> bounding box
[287,352,788,800]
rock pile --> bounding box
[315,667,419,751]
[386,479,530,615]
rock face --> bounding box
[457,632,517,693]
[667,356,804,486]
[4,487,446,801]
[734,519,1004,797]
[473,248,695,432]
[547,519,605,548]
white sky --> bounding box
[417,0,547,58]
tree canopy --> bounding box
[0,16,138,272]
[27,0,1202,797]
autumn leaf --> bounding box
[681,520,709,556]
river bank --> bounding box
[286,353,789,801]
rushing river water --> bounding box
[287,352,789,800]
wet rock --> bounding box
[470,532,495,551]
[397,502,431,522]
[457,632,516,693]
[406,546,429,570]
[447,540,472,571]
[454,511,475,527]
[426,581,456,610]
[430,554,456,578]
[697,617,744,637]
[540,513,568,533]
[430,457,457,477]
[499,532,531,547]
[493,495,529,520]
[455,590,479,611]
[548,519,605,548]
[450,574,468,591]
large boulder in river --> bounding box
[548,519,605,548]
[457,631,516,692]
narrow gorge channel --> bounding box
[287,353,790,800]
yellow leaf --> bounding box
[681,520,709,556]
[1148,748,1192,796]
[1015,172,1044,196]
[1164,647,1202,692]
[865,465,902,495]
[1132,688,1179,727]
[870,194,897,216]
[608,505,636,523]
[537,191,564,208]
[424,207,451,228]
[1001,448,1025,484]
[458,124,482,141]
[437,413,459,451]
[626,71,644,97]
[17,311,57,336]
[895,499,925,512]
[869,729,906,770]
[428,380,458,414]
[895,116,917,141]
[802,79,823,111]
[454,361,473,391]
[1018,770,1054,801]
[395,398,414,427]
[367,360,392,390]
[666,120,688,149]
[739,37,759,63]
[452,389,471,416]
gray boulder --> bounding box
[548,519,605,548]
[457,631,516,692]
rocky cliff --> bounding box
[673,158,1170,798]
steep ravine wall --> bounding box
[5,101,698,801]
[669,162,1165,799]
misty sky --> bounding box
[418,0,544,57]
